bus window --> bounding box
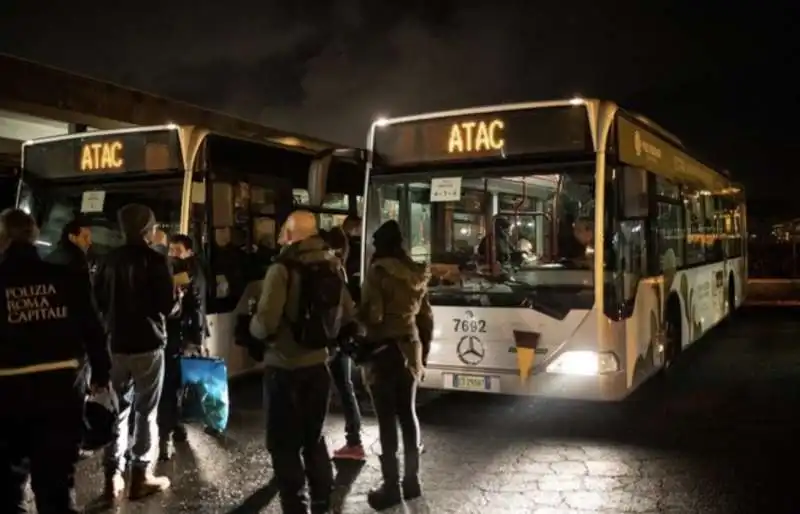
[292,189,354,231]
[209,181,246,307]
[250,185,279,270]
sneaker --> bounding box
[103,472,126,502]
[332,443,366,460]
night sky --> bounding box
[1,1,797,216]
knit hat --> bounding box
[372,219,403,250]
[117,203,156,241]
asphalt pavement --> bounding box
[51,306,800,513]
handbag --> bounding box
[180,356,230,433]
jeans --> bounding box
[0,372,84,514]
[158,349,183,440]
[329,350,362,446]
[264,364,333,514]
[104,349,165,474]
[368,345,420,459]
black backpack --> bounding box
[279,257,345,350]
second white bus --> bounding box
[362,98,746,401]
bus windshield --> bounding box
[364,166,600,302]
[19,175,183,261]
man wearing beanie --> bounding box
[93,203,177,501]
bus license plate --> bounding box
[451,374,494,391]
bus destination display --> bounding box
[23,129,182,179]
[373,105,591,167]
[81,140,124,172]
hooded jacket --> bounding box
[93,204,176,354]
[255,234,356,369]
[359,255,433,379]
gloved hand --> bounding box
[183,344,209,357]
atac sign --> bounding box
[80,141,124,172]
[447,119,505,155]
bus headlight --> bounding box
[546,351,619,376]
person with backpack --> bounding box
[321,226,365,460]
[253,210,358,514]
[358,220,433,511]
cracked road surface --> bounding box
[59,307,798,513]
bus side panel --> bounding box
[625,259,735,391]
[623,277,663,389]
[206,279,265,379]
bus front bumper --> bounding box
[419,366,629,402]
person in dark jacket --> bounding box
[321,226,365,461]
[45,218,96,459]
[342,215,363,303]
[0,208,111,514]
[93,204,176,502]
[158,234,208,461]
[44,218,92,277]
[359,220,433,511]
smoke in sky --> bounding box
[0,0,798,196]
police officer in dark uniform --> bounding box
[0,208,111,514]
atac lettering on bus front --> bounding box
[80,141,124,172]
[5,284,67,324]
[447,119,505,154]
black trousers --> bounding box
[263,363,333,514]
[0,373,84,514]
[329,350,362,446]
[369,346,420,459]
[157,349,183,440]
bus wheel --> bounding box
[662,299,682,372]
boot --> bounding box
[128,466,171,500]
[103,472,126,502]
[172,424,188,443]
[402,448,422,500]
[367,454,403,511]
[158,438,174,461]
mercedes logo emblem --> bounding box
[457,335,485,365]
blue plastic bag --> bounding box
[180,356,230,433]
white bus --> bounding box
[363,99,746,401]
[17,124,364,378]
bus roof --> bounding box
[372,98,584,128]
[1,53,350,155]
[372,98,735,192]
[22,124,361,159]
